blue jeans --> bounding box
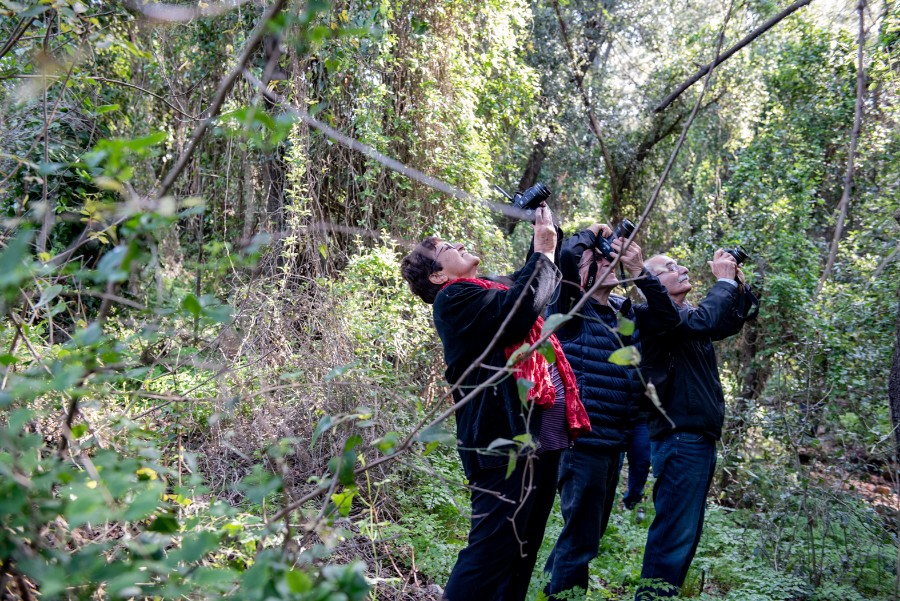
[544,448,620,598]
[636,432,717,600]
[444,450,561,601]
[619,420,651,508]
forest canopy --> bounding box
[1,0,899,599]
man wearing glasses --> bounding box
[635,250,759,600]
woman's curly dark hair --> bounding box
[401,236,442,304]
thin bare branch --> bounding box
[654,0,813,113]
[551,0,620,210]
[0,16,36,60]
[243,71,534,222]
[154,0,289,198]
[816,0,866,297]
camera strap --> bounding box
[585,256,630,292]
[585,260,599,291]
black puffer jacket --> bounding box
[642,280,759,441]
[433,253,561,478]
[550,229,680,451]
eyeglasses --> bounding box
[432,242,456,272]
[654,261,679,276]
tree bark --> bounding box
[890,208,900,461]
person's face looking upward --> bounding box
[428,239,480,284]
[579,250,618,290]
[649,255,691,302]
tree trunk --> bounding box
[891,292,900,461]
[890,208,900,460]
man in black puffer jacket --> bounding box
[635,250,759,600]
[543,224,680,599]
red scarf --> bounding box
[443,278,592,438]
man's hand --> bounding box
[612,238,644,277]
[588,223,613,239]
[533,204,557,258]
[708,249,737,281]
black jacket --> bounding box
[550,229,680,451]
[432,253,561,477]
[642,280,759,441]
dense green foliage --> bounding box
[1,0,898,599]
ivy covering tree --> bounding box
[0,0,898,599]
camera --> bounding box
[595,219,636,261]
[495,182,551,220]
[512,182,551,212]
[723,245,750,265]
[584,218,636,290]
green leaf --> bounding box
[536,341,556,364]
[202,301,233,324]
[374,431,400,455]
[541,313,571,336]
[95,245,132,283]
[124,131,167,150]
[311,415,333,447]
[517,378,534,404]
[8,407,34,432]
[94,104,120,114]
[181,294,202,317]
[618,316,635,336]
[70,423,88,438]
[72,322,102,346]
[285,569,313,593]
[506,343,530,367]
[324,362,353,381]
[416,425,456,446]
[608,345,641,366]
[331,485,356,517]
[147,513,179,533]
[513,433,533,448]
[344,434,363,452]
[65,486,107,527]
[0,229,34,291]
[123,481,163,521]
[239,467,282,504]
[487,437,515,450]
[35,284,63,308]
[175,531,220,563]
[506,450,517,479]
[328,450,357,486]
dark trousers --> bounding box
[635,432,717,600]
[544,448,620,598]
[444,450,561,601]
[619,420,651,508]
